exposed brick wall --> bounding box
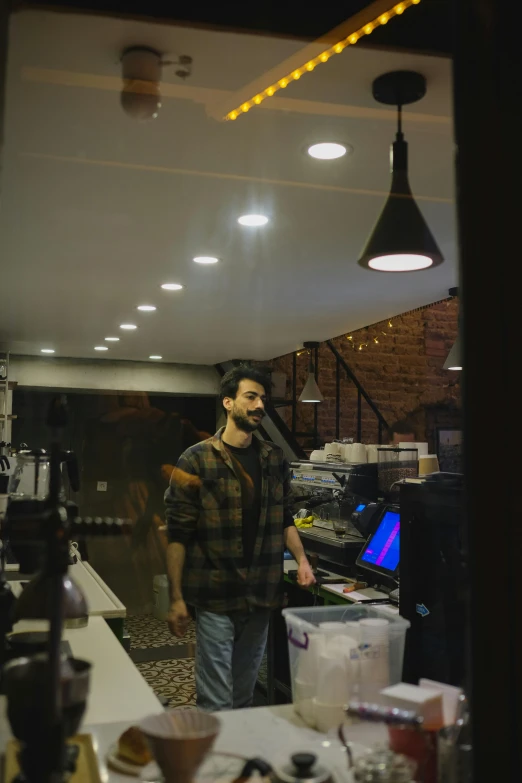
[262,298,461,453]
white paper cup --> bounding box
[342,443,353,462]
[367,445,378,463]
[415,442,429,457]
[351,444,367,463]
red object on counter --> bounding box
[388,726,438,783]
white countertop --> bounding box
[5,616,162,727]
[82,705,386,783]
[7,555,126,619]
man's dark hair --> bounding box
[220,364,271,401]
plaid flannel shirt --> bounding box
[165,427,295,613]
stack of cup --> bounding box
[358,618,390,703]
[294,633,325,726]
[311,623,359,732]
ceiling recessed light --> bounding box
[41,349,55,354]
[161,283,184,291]
[238,214,269,227]
[149,355,162,360]
[193,256,219,264]
[94,346,109,351]
[120,323,138,330]
[308,142,347,160]
[137,305,157,312]
[105,337,120,342]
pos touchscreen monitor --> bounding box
[356,506,400,580]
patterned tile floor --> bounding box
[126,614,267,709]
[126,614,197,708]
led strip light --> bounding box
[226,0,421,121]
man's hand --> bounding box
[168,599,190,638]
[297,558,316,587]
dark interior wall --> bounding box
[12,389,216,614]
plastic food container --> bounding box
[282,605,410,730]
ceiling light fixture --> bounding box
[105,337,120,342]
[193,256,220,264]
[161,283,184,291]
[299,342,324,403]
[358,71,444,273]
[120,323,138,330]
[40,349,55,354]
[94,346,108,351]
[238,214,269,227]
[137,305,157,311]
[443,287,462,371]
[224,0,422,121]
[149,355,162,360]
[308,142,347,160]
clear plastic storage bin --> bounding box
[282,604,410,731]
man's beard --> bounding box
[231,405,264,433]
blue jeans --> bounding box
[195,609,270,711]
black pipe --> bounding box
[292,352,297,435]
[335,357,340,440]
[357,389,362,443]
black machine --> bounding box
[399,476,467,687]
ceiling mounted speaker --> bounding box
[120,46,163,121]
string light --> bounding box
[224,0,422,120]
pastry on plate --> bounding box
[117,726,152,767]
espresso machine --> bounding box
[290,460,378,575]
[0,396,129,782]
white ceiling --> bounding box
[0,9,456,365]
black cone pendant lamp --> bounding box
[358,71,444,272]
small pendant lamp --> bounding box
[299,342,324,403]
